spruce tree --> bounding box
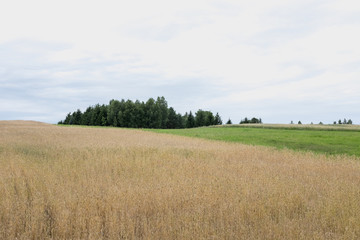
[81,107,93,125]
[63,113,72,124]
[214,112,222,125]
[74,109,82,125]
[187,111,195,128]
[177,113,185,128]
[166,107,178,129]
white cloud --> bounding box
[0,0,359,123]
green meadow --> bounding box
[149,124,360,157]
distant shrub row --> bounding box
[291,119,353,125]
[333,119,353,125]
[58,97,223,129]
[224,117,262,125]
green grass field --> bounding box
[149,124,360,157]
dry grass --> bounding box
[1,120,360,239]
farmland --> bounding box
[1,121,360,239]
[150,124,360,157]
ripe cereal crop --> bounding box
[1,121,360,239]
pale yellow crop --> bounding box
[1,121,359,239]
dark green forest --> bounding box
[58,97,223,129]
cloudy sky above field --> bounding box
[1,0,359,124]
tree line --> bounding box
[58,97,223,129]
[291,119,353,125]
[224,117,262,125]
[334,119,353,125]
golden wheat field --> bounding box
[1,121,360,239]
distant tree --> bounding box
[99,105,108,126]
[205,111,215,126]
[166,107,178,129]
[113,116,118,127]
[338,119,342,124]
[145,98,161,128]
[182,112,188,128]
[250,117,260,123]
[92,104,102,126]
[66,110,82,125]
[74,109,82,125]
[290,120,294,124]
[156,96,168,129]
[69,115,74,125]
[63,112,72,124]
[101,116,107,126]
[107,99,121,127]
[347,119,353,125]
[240,117,261,124]
[176,113,185,129]
[81,107,93,125]
[122,100,134,127]
[58,96,223,129]
[298,121,302,124]
[214,112,222,125]
[319,122,323,125]
[195,110,206,127]
[344,118,347,125]
[333,121,337,125]
[186,111,195,128]
[194,110,216,127]
[134,100,145,128]
[226,119,232,125]
[117,111,124,127]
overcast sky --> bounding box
[1,0,359,124]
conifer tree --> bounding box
[214,112,222,125]
[81,107,93,125]
[166,107,178,129]
[63,113,72,124]
[187,111,195,128]
[177,113,185,128]
[74,109,82,125]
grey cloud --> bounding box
[1,20,359,126]
[0,40,224,123]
